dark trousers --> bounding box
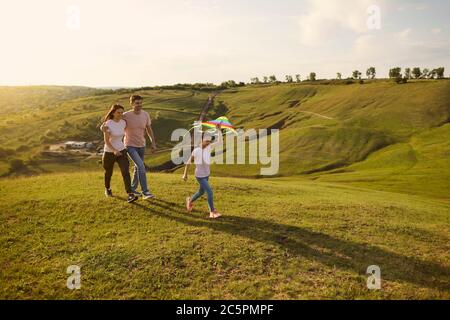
[102,150,132,194]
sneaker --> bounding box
[105,188,113,197]
[142,192,155,200]
[209,210,222,219]
[131,190,142,197]
[127,193,139,203]
[186,197,193,212]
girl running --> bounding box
[182,124,222,218]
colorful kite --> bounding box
[196,116,238,135]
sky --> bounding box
[0,0,449,87]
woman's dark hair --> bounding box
[103,104,124,123]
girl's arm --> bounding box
[103,130,121,156]
[182,154,193,181]
[210,124,223,148]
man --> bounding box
[104,95,157,199]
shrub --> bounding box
[9,159,27,172]
[0,147,15,158]
[16,145,30,152]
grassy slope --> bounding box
[210,81,450,198]
[0,89,208,150]
[0,172,449,299]
[2,82,449,199]
[0,88,213,175]
[316,123,450,199]
[0,86,101,115]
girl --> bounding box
[102,104,138,203]
[182,123,222,219]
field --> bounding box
[0,81,449,299]
[0,172,449,299]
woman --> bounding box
[182,123,222,219]
[102,104,138,203]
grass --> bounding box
[1,81,449,299]
[0,88,213,176]
[1,171,449,299]
[208,80,450,198]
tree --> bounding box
[220,80,237,88]
[295,74,301,82]
[263,76,268,83]
[429,69,437,79]
[422,68,430,79]
[269,75,277,83]
[336,73,342,80]
[352,70,362,80]
[412,67,421,79]
[389,67,402,80]
[366,67,376,79]
[250,77,260,84]
[8,159,27,173]
[285,75,293,83]
[404,68,411,79]
[436,67,445,79]
[308,72,316,81]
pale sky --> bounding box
[0,0,449,87]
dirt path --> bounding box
[198,91,221,122]
[298,110,334,120]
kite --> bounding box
[195,116,238,135]
[163,116,238,153]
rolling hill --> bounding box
[1,80,449,199]
[0,172,449,299]
[0,81,449,299]
[201,80,450,198]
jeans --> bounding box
[191,176,215,212]
[126,146,149,193]
[102,150,132,194]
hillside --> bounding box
[209,80,450,198]
[0,82,449,299]
[0,87,222,175]
[0,86,102,115]
[0,172,449,299]
[0,81,449,199]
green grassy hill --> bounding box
[0,86,102,115]
[208,80,450,198]
[0,87,221,175]
[0,172,449,299]
[0,81,449,198]
[0,81,449,299]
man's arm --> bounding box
[146,124,157,151]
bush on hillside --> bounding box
[8,159,27,173]
[16,145,30,153]
[0,147,15,158]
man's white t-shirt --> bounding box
[104,119,126,152]
[192,146,211,178]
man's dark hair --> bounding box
[130,95,143,104]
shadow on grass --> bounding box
[121,197,450,292]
